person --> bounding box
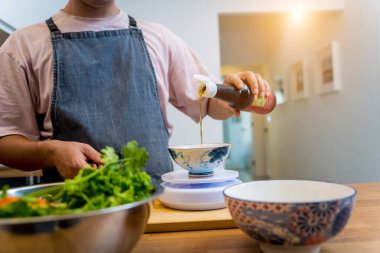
[0,0,272,185]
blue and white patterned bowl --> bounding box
[168,143,231,177]
[224,180,357,253]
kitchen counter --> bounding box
[133,182,380,253]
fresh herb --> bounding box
[0,141,154,218]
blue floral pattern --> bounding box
[207,147,229,163]
[226,195,356,247]
[289,208,330,236]
[332,206,352,236]
[168,149,178,160]
[308,201,339,219]
[167,145,231,175]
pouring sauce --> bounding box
[198,88,205,144]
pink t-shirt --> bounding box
[0,10,212,140]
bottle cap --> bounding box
[194,74,209,84]
[194,74,217,98]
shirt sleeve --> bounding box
[166,32,213,123]
[0,39,40,140]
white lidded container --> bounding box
[159,169,241,211]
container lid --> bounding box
[162,169,239,184]
[194,74,217,98]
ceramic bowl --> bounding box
[168,143,231,177]
[224,180,357,253]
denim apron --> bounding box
[43,16,172,185]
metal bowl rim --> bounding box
[0,183,162,225]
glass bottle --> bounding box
[195,74,276,114]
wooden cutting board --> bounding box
[145,199,236,233]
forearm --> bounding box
[0,135,53,171]
[0,135,103,178]
[207,98,237,120]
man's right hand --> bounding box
[0,135,103,179]
[41,140,103,179]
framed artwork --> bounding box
[290,60,308,101]
[314,42,341,95]
[273,74,286,105]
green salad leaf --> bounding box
[0,141,154,218]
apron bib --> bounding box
[43,16,172,185]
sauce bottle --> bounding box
[195,74,276,114]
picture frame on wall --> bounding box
[314,41,341,95]
[273,74,286,105]
[290,60,308,101]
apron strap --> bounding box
[128,15,137,28]
[46,17,61,34]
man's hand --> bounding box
[207,71,272,120]
[223,71,271,98]
[41,140,103,179]
[0,135,103,179]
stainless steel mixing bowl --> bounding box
[0,183,162,253]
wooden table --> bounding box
[132,183,380,253]
[145,200,235,233]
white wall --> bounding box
[219,1,380,184]
[0,0,63,27]
[267,1,380,183]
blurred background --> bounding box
[0,0,379,185]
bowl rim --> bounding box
[168,143,232,150]
[223,179,357,204]
[0,183,163,225]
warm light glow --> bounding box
[291,7,305,21]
